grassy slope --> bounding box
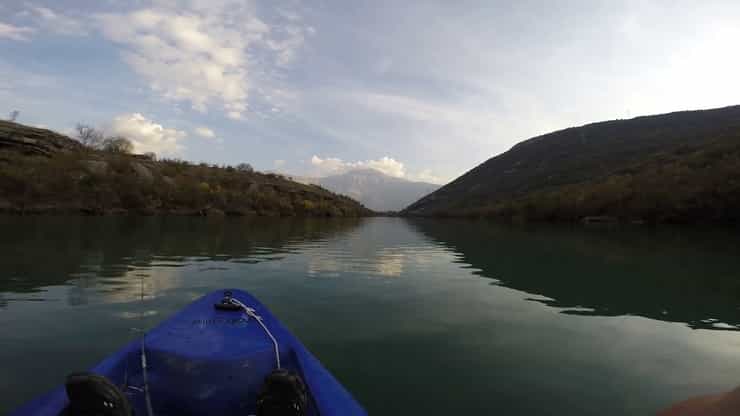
[459,132,740,223]
[404,105,740,223]
[0,121,371,216]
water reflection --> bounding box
[304,219,427,278]
[2,216,740,416]
[0,215,363,306]
[3,216,739,331]
[410,219,740,331]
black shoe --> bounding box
[256,369,308,416]
[63,373,132,416]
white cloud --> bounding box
[24,6,87,36]
[194,126,215,138]
[294,87,505,182]
[311,155,406,178]
[0,22,34,41]
[310,155,346,175]
[409,169,446,185]
[274,159,286,168]
[361,157,406,178]
[95,1,309,119]
[310,154,448,184]
[107,113,186,156]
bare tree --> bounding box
[102,136,134,154]
[236,163,254,172]
[8,110,19,122]
[75,123,104,149]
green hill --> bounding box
[0,120,371,217]
[404,105,740,223]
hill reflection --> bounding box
[0,216,363,302]
[410,219,740,331]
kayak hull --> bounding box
[11,289,366,416]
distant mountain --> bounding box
[404,105,740,223]
[312,169,440,212]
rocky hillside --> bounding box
[0,120,84,155]
[0,121,371,216]
[404,105,740,223]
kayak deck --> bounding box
[12,289,366,416]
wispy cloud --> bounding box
[290,86,506,181]
[94,1,309,120]
[266,24,309,67]
[194,126,215,138]
[0,22,35,41]
[22,5,88,36]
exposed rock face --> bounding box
[83,160,108,175]
[131,162,154,182]
[162,176,176,186]
[0,121,84,156]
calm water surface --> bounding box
[1,216,740,415]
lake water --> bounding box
[1,216,740,415]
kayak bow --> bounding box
[11,289,366,416]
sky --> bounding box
[2,0,740,185]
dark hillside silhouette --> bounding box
[405,105,740,223]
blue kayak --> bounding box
[11,289,366,416]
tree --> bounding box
[236,163,254,172]
[8,110,19,122]
[75,124,104,149]
[102,136,133,154]
[142,152,157,161]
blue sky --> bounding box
[2,0,740,184]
